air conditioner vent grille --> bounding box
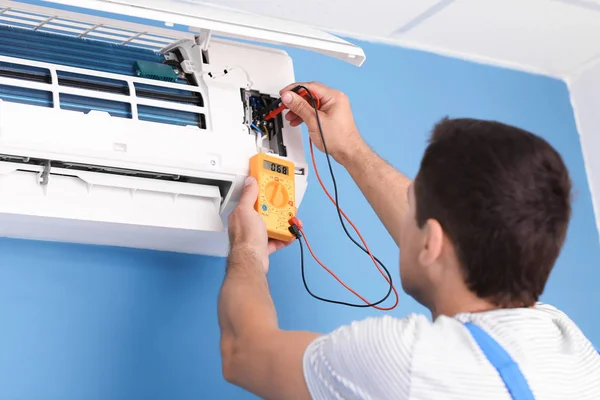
[0,25,207,129]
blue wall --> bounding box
[1,29,599,400]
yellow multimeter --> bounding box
[250,152,296,242]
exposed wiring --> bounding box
[290,86,399,311]
[250,123,263,151]
[250,123,261,133]
[251,123,269,153]
[259,126,269,150]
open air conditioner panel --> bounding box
[0,0,364,255]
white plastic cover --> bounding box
[40,0,366,66]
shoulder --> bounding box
[304,313,433,361]
[533,302,576,321]
[308,313,432,350]
[302,314,436,399]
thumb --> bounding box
[282,91,316,125]
[239,176,259,208]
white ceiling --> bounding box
[193,0,600,80]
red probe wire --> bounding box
[268,85,399,310]
[300,139,400,311]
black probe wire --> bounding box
[294,85,394,308]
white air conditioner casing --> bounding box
[0,0,364,256]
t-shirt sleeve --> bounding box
[302,314,430,400]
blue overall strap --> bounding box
[464,323,535,400]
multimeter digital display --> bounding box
[263,160,289,175]
[250,153,296,242]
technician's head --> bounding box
[399,118,572,311]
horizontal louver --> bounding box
[60,93,132,119]
[58,72,131,95]
[0,84,52,107]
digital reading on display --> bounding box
[264,160,288,175]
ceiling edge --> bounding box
[564,77,600,243]
[390,0,455,35]
[564,52,600,84]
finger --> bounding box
[267,238,295,255]
[280,81,334,104]
[285,111,302,125]
[280,82,306,93]
[281,91,317,126]
[267,240,280,255]
[288,116,303,127]
[238,176,259,208]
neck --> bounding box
[428,289,499,320]
[424,256,502,319]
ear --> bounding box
[418,218,444,266]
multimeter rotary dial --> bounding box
[264,180,289,209]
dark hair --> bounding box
[414,118,572,307]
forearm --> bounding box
[218,246,278,355]
[338,139,411,246]
[219,174,321,399]
[218,246,318,399]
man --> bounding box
[217,82,600,399]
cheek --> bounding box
[399,218,422,270]
[400,215,418,251]
[399,222,414,273]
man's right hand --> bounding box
[280,82,364,164]
[281,82,411,247]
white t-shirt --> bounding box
[303,303,600,399]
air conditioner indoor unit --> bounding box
[0,0,365,256]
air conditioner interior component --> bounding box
[0,0,365,256]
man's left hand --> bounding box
[221,177,316,400]
[228,176,295,272]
